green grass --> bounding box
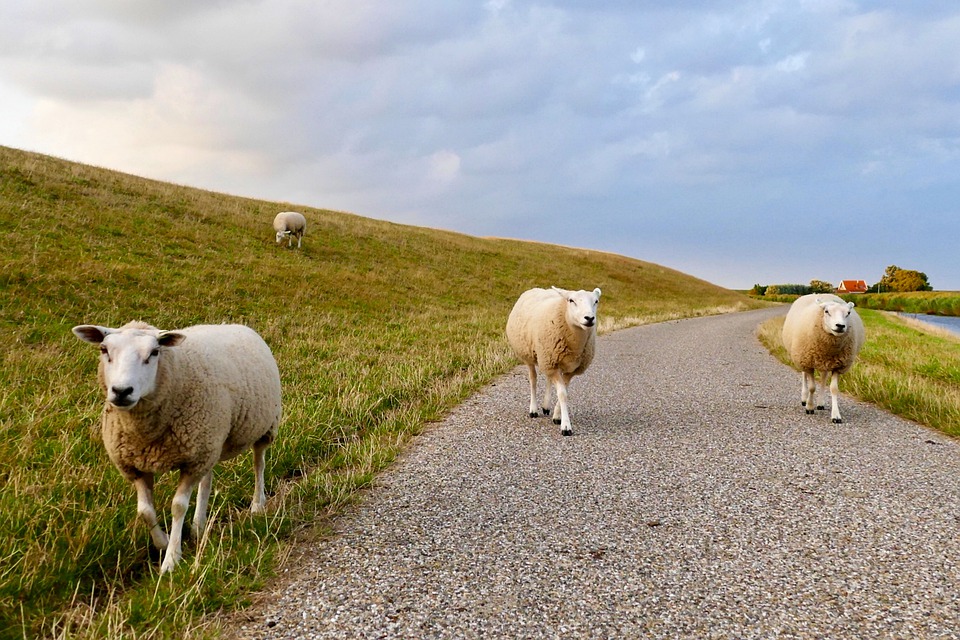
[839,291,960,316]
[0,146,764,639]
[758,309,960,437]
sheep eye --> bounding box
[146,348,160,362]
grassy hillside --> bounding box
[0,146,761,638]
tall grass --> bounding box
[0,146,763,638]
[757,309,960,437]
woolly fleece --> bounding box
[94,321,281,481]
[273,211,306,247]
[781,294,865,375]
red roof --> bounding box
[837,280,868,293]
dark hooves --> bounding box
[561,429,573,436]
[801,401,807,407]
[805,409,815,415]
[529,412,539,418]
[541,408,551,416]
[832,418,843,424]
[553,418,561,425]
[816,405,825,411]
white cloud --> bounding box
[2,1,960,288]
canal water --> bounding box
[900,313,960,336]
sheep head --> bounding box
[73,323,186,410]
[552,286,602,330]
[817,297,856,336]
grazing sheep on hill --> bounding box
[506,286,601,436]
[273,211,306,248]
[72,321,282,573]
[781,294,865,424]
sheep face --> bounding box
[73,325,186,410]
[553,287,602,329]
[275,229,291,244]
[818,298,856,336]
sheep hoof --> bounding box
[553,418,561,425]
[805,409,815,415]
[529,412,539,418]
[816,405,825,411]
[541,408,551,416]
[801,401,807,407]
[832,418,843,424]
[561,428,573,436]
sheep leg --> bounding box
[552,373,573,436]
[192,470,214,540]
[801,370,816,414]
[816,371,829,411]
[829,371,843,424]
[251,440,269,513]
[160,472,198,574]
[134,474,169,551]
[524,364,541,417]
[541,371,553,417]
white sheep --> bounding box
[506,286,601,436]
[72,321,282,573]
[781,293,865,424]
[273,211,306,248]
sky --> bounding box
[2,0,959,290]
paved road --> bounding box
[228,308,960,639]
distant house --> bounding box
[837,279,868,294]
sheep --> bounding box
[72,321,282,573]
[506,286,601,436]
[781,293,865,424]
[273,211,306,248]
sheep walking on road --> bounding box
[72,321,282,573]
[273,211,306,248]
[506,286,601,436]
[781,294,865,424]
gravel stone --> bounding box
[226,308,960,639]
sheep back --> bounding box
[101,324,282,480]
[273,211,306,234]
[782,294,864,374]
[506,288,596,376]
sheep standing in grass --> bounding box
[273,211,306,248]
[506,286,601,436]
[72,321,282,573]
[781,294,865,424]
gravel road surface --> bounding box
[228,307,960,639]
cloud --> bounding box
[1,1,960,288]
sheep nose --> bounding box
[111,386,135,405]
[834,324,846,333]
[583,316,595,327]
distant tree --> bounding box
[765,283,812,296]
[874,265,932,292]
[750,284,767,296]
[809,279,834,293]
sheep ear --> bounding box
[72,325,112,344]
[157,331,187,348]
[593,288,601,299]
[550,286,568,297]
[847,302,856,309]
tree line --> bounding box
[751,265,932,297]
